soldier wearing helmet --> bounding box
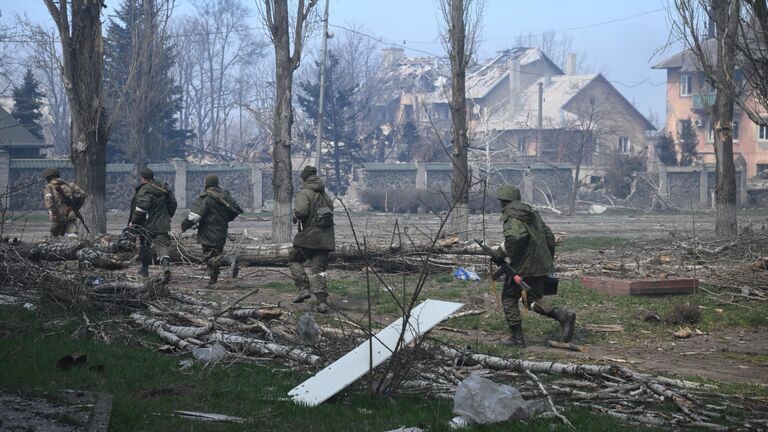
[42,168,86,238]
[492,184,576,347]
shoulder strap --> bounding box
[206,189,242,213]
[148,182,168,194]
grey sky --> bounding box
[6,0,675,124]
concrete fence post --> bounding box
[522,169,533,202]
[0,151,9,210]
[657,163,668,197]
[736,155,748,206]
[415,162,426,189]
[698,165,709,208]
[171,158,187,209]
[251,164,263,211]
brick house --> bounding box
[653,40,768,177]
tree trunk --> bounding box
[270,1,295,243]
[67,1,108,235]
[712,0,740,240]
[568,160,582,216]
[449,0,470,240]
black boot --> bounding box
[499,324,526,347]
[551,307,576,343]
[207,271,219,287]
[160,256,171,281]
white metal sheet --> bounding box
[288,299,464,406]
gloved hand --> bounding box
[180,219,194,233]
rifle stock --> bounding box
[54,185,89,233]
[474,239,532,293]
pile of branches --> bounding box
[125,294,767,430]
[0,242,169,310]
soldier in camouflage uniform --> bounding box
[181,174,242,286]
[129,168,177,278]
[43,168,86,238]
[290,166,335,313]
[493,185,576,347]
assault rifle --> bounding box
[54,185,89,233]
[474,239,533,294]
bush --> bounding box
[358,188,501,214]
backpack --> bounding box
[206,189,243,222]
[311,192,334,228]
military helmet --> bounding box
[140,167,154,180]
[42,168,60,180]
[496,185,521,202]
[204,174,219,188]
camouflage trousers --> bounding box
[50,219,78,237]
[501,275,554,326]
[138,232,171,268]
[288,246,329,298]
[202,245,224,279]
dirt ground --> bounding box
[4,210,768,387]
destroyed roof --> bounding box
[652,38,717,72]
[0,106,50,149]
[480,74,656,132]
[374,56,449,104]
[466,48,563,100]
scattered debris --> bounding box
[453,267,480,281]
[547,340,588,352]
[666,303,701,325]
[172,410,248,423]
[672,327,693,339]
[637,307,661,323]
[56,353,88,370]
[584,324,624,332]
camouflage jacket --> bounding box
[188,186,243,249]
[129,180,177,234]
[499,200,555,277]
[292,175,335,251]
[44,179,86,222]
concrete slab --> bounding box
[581,276,696,296]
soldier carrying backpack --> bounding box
[181,174,243,287]
[289,165,335,313]
[42,168,86,238]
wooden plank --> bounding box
[288,299,464,406]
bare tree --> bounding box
[43,0,109,234]
[673,0,741,239]
[20,24,71,156]
[259,0,319,242]
[515,30,588,73]
[735,2,768,118]
[439,0,483,240]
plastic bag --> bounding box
[453,375,545,424]
[297,312,321,346]
[453,267,480,281]
[192,343,227,364]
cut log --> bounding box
[205,331,321,366]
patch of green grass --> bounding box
[263,281,294,292]
[0,306,661,431]
[558,236,629,252]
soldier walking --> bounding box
[129,168,177,278]
[181,174,242,286]
[493,185,576,347]
[290,166,335,313]
[42,168,86,238]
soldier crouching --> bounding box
[42,168,86,238]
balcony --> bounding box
[691,93,716,111]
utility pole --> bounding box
[537,81,543,158]
[313,0,330,169]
